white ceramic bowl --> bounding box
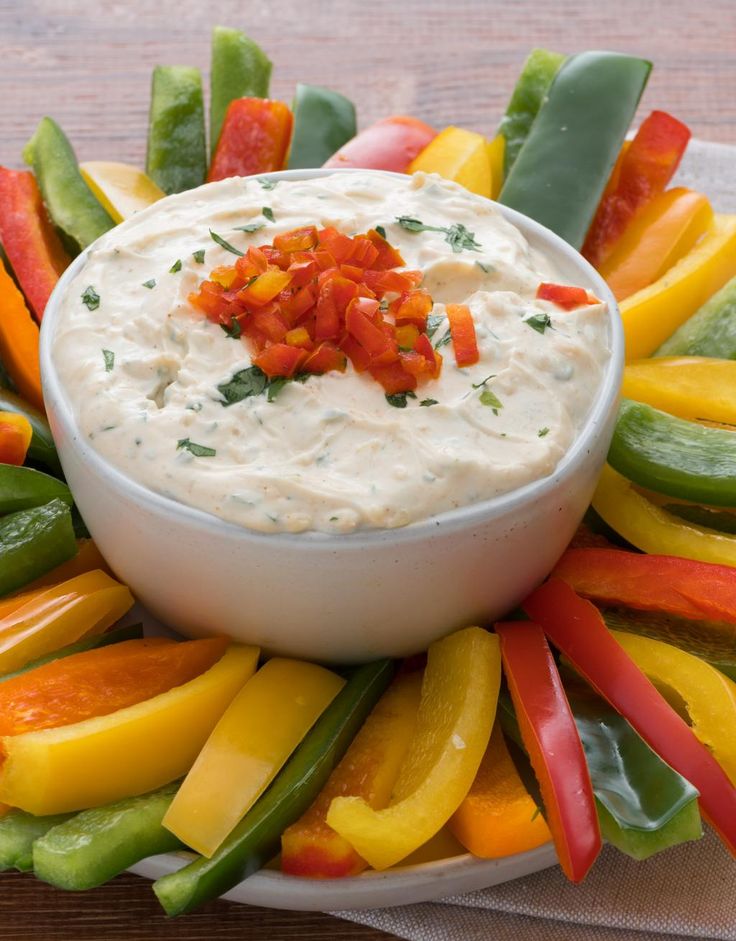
[40,169,623,663]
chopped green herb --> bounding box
[476,261,493,274]
[479,388,503,413]
[210,229,244,257]
[142,278,156,289]
[385,391,417,408]
[329,516,339,522]
[426,313,445,340]
[538,427,550,437]
[525,313,553,334]
[434,332,452,350]
[176,438,216,457]
[395,216,481,253]
[217,366,269,405]
[81,286,100,310]
[102,349,114,372]
[395,216,431,233]
[234,222,265,234]
[375,225,387,240]
[169,259,182,274]
[192,249,206,264]
[266,377,292,402]
[472,373,497,389]
[420,398,438,407]
[258,178,278,190]
[220,319,241,340]
[262,206,275,222]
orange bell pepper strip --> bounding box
[0,412,32,466]
[0,263,44,412]
[495,621,600,882]
[0,168,70,321]
[449,724,552,859]
[599,188,713,301]
[446,303,479,367]
[207,98,293,183]
[523,579,736,857]
[324,116,437,172]
[536,282,592,310]
[281,668,423,878]
[583,111,691,268]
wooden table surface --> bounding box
[0,0,734,938]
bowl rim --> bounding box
[40,167,623,549]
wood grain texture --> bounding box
[0,0,733,937]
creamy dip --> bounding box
[52,171,610,534]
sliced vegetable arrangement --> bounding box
[1,22,736,918]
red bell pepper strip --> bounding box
[536,283,591,310]
[523,579,736,857]
[495,621,601,883]
[582,111,691,268]
[323,116,437,173]
[446,304,479,367]
[553,548,736,627]
[207,98,293,183]
[0,168,70,321]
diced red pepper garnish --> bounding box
[369,360,418,394]
[207,98,294,183]
[323,116,438,173]
[536,283,591,310]
[303,342,347,374]
[253,343,308,378]
[391,289,433,329]
[446,303,479,367]
[273,226,319,254]
[495,621,601,883]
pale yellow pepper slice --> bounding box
[623,356,736,425]
[409,127,492,198]
[621,214,736,362]
[163,658,344,857]
[612,630,736,785]
[79,162,165,223]
[592,464,736,567]
[487,134,505,200]
[0,570,134,674]
[326,626,501,870]
[0,644,259,814]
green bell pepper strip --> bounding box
[0,465,71,515]
[656,275,736,359]
[33,782,183,890]
[23,118,115,255]
[287,84,357,170]
[0,389,62,477]
[0,498,76,596]
[663,504,736,536]
[154,658,394,916]
[497,48,565,175]
[0,810,75,872]
[499,52,652,249]
[609,398,736,507]
[146,66,207,195]
[210,26,272,157]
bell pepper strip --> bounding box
[608,398,736,507]
[582,111,692,269]
[446,303,479,367]
[281,668,423,878]
[210,26,272,157]
[0,643,258,816]
[163,659,344,858]
[497,48,566,175]
[207,98,293,183]
[657,274,736,360]
[449,724,552,859]
[536,282,592,310]
[622,356,736,425]
[326,628,501,871]
[288,84,357,170]
[323,116,437,172]
[79,162,165,224]
[495,621,600,882]
[621,214,736,361]
[0,499,76,598]
[408,127,492,198]
[146,66,207,195]
[33,781,183,890]
[0,570,134,675]
[13,538,110,598]
[0,168,70,320]
[487,135,505,200]
[499,52,651,250]
[599,189,713,302]
[0,465,71,515]
[0,263,43,413]
[523,579,736,857]
[0,412,32,466]
[23,118,115,254]
[153,659,393,916]
[0,808,75,872]
[0,389,61,476]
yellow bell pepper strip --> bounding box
[0,412,32,466]
[281,668,423,877]
[592,464,736,566]
[524,579,736,857]
[326,627,500,871]
[449,724,552,859]
[495,621,601,882]
[0,499,76,597]
[623,356,736,425]
[657,274,736,360]
[487,135,505,200]
[408,127,492,198]
[621,214,736,361]
[0,262,43,413]
[0,570,134,675]
[79,162,165,224]
[599,188,713,302]
[0,644,259,815]
[611,630,736,786]
[163,658,344,858]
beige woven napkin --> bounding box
[333,140,736,940]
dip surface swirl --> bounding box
[52,171,611,534]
